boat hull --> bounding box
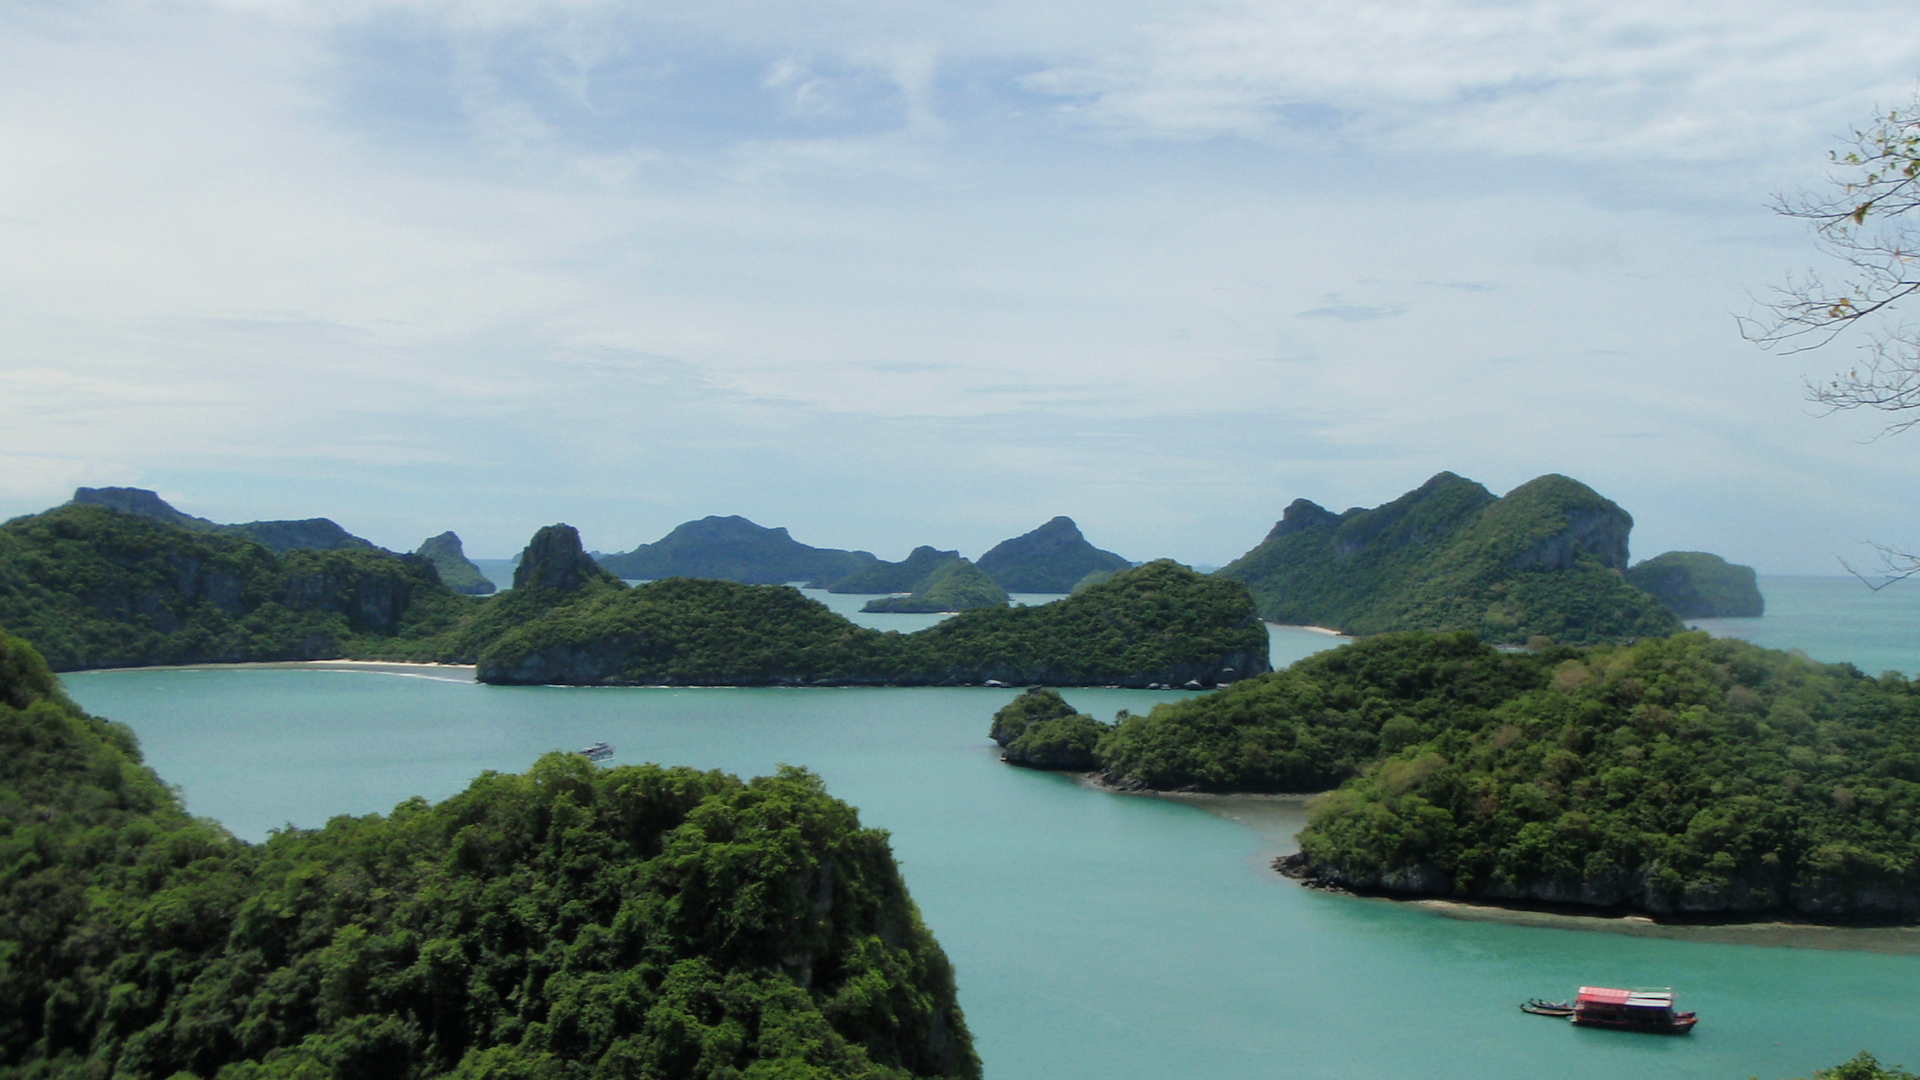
[1571,1011,1697,1035]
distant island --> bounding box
[592,513,1134,597]
[415,530,497,595]
[0,625,980,1079]
[1216,472,1685,646]
[976,516,1131,593]
[997,630,1920,921]
[1625,550,1764,618]
[68,485,378,552]
[476,536,1268,687]
[831,545,964,593]
[860,558,1008,613]
[593,515,876,586]
[0,496,1268,689]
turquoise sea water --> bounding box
[1693,575,1920,677]
[63,667,1920,1080]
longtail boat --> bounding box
[1569,986,1697,1034]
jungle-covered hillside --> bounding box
[993,631,1920,919]
[0,626,979,1080]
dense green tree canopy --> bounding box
[0,626,978,1080]
[477,561,1268,688]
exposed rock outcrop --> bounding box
[514,524,619,593]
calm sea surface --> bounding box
[1692,575,1920,677]
[64,652,1918,1080]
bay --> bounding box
[63,666,1920,1080]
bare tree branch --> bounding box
[1838,543,1920,591]
[1746,96,1920,430]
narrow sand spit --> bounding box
[80,660,478,682]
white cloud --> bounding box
[1,0,1917,570]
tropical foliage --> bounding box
[0,505,471,670]
[1295,632,1920,914]
[477,561,1269,687]
[0,626,979,1080]
[987,689,1102,769]
[1009,630,1920,916]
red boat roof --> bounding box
[1576,987,1674,1008]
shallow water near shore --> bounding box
[63,667,1920,1080]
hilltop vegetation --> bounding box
[1216,472,1682,645]
[0,627,978,1080]
[975,517,1130,593]
[1036,628,1920,918]
[0,504,470,670]
[861,560,1008,613]
[990,632,1542,787]
[68,486,378,553]
[477,559,1268,688]
[1626,550,1764,618]
[1292,631,1920,916]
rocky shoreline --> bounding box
[1271,851,1920,924]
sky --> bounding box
[4,0,1920,572]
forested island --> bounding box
[1215,472,1686,645]
[974,516,1130,593]
[68,486,380,553]
[994,630,1920,920]
[0,627,978,1080]
[591,514,1133,596]
[0,503,1265,688]
[415,530,498,595]
[475,537,1266,687]
[859,560,1008,613]
[594,515,878,586]
[1625,550,1765,618]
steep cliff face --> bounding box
[1218,472,1677,645]
[1278,851,1920,919]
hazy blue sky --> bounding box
[4,0,1920,571]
